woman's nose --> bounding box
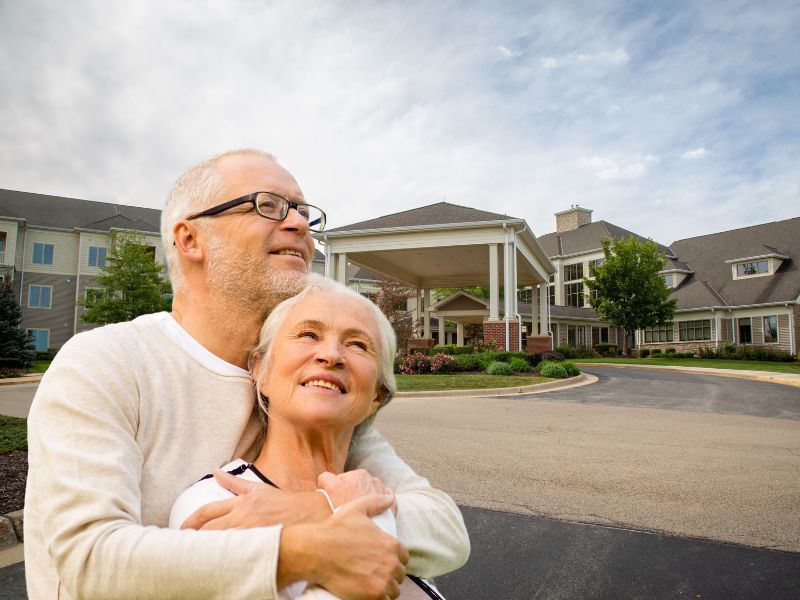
[315,341,343,365]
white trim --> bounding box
[724,253,789,263]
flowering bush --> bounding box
[397,352,456,374]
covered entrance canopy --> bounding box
[313,202,555,351]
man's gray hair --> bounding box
[249,273,397,439]
[160,149,276,290]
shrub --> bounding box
[451,346,475,355]
[696,345,795,362]
[553,345,597,359]
[470,339,499,353]
[508,357,531,372]
[429,353,456,374]
[538,361,568,379]
[539,350,565,362]
[664,347,676,355]
[397,352,431,374]
[650,348,663,356]
[561,361,580,376]
[452,354,485,371]
[593,343,618,357]
[486,361,513,375]
[639,348,651,358]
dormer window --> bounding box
[662,274,673,288]
[735,260,768,277]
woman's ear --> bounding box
[367,387,385,418]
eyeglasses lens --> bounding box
[255,192,325,231]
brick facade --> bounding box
[406,338,435,351]
[526,335,553,353]
[483,320,520,351]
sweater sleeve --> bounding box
[347,426,470,578]
[25,332,281,599]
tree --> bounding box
[584,236,677,354]
[81,232,172,325]
[0,280,34,370]
[373,277,413,349]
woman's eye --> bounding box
[348,340,368,350]
[298,330,318,340]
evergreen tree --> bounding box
[584,236,677,354]
[81,232,172,325]
[0,280,34,369]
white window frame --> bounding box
[28,284,53,309]
[84,287,105,303]
[27,328,50,351]
[88,246,108,268]
[32,242,55,265]
[732,260,770,280]
[763,315,779,344]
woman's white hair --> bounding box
[249,273,397,440]
[160,149,276,291]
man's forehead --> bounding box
[215,153,304,200]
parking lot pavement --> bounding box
[436,507,800,600]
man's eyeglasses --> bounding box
[186,192,326,232]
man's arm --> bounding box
[345,426,470,578]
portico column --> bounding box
[422,289,431,338]
[488,244,499,320]
[336,253,348,285]
[530,283,539,335]
[539,284,548,336]
[438,317,445,347]
[456,323,464,346]
[325,252,335,279]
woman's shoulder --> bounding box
[168,459,250,528]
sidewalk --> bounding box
[575,361,800,388]
[0,374,43,387]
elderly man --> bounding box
[24,149,469,599]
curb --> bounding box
[0,374,43,387]
[394,372,598,399]
[0,510,23,550]
[574,362,800,388]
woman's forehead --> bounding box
[286,291,377,331]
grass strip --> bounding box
[0,415,27,454]
[396,374,554,392]
[576,357,800,375]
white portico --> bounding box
[313,202,554,351]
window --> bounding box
[589,258,604,275]
[28,285,52,309]
[146,245,157,261]
[679,320,711,341]
[548,284,555,306]
[592,326,609,345]
[662,274,673,288]
[644,325,673,343]
[0,232,6,264]
[84,288,105,303]
[736,261,769,277]
[518,287,532,303]
[32,242,55,265]
[27,329,49,351]
[563,263,583,281]
[88,246,107,268]
[738,318,752,344]
[763,315,778,344]
[564,282,584,307]
[567,325,586,347]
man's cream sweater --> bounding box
[25,313,468,599]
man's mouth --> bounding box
[303,379,346,394]
[273,249,305,259]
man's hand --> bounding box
[318,469,396,513]
[280,494,409,599]
[180,469,330,530]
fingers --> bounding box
[180,497,237,530]
[339,493,395,519]
[213,468,259,495]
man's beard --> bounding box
[206,238,308,318]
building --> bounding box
[639,218,800,356]
[0,189,163,351]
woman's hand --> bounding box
[318,469,397,514]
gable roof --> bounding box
[0,189,161,234]
[668,217,800,309]
[326,202,518,233]
[537,220,674,258]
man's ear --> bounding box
[172,220,204,264]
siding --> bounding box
[19,272,77,349]
[0,220,19,267]
[24,229,79,275]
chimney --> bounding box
[555,206,592,233]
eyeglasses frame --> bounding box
[185,191,326,231]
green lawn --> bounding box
[576,357,800,375]
[0,415,27,454]
[396,374,555,392]
[30,360,52,373]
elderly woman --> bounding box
[170,275,451,599]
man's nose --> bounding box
[280,205,310,234]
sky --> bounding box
[1,0,798,245]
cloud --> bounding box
[682,148,710,159]
[496,45,520,59]
[578,155,658,181]
[539,48,630,70]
